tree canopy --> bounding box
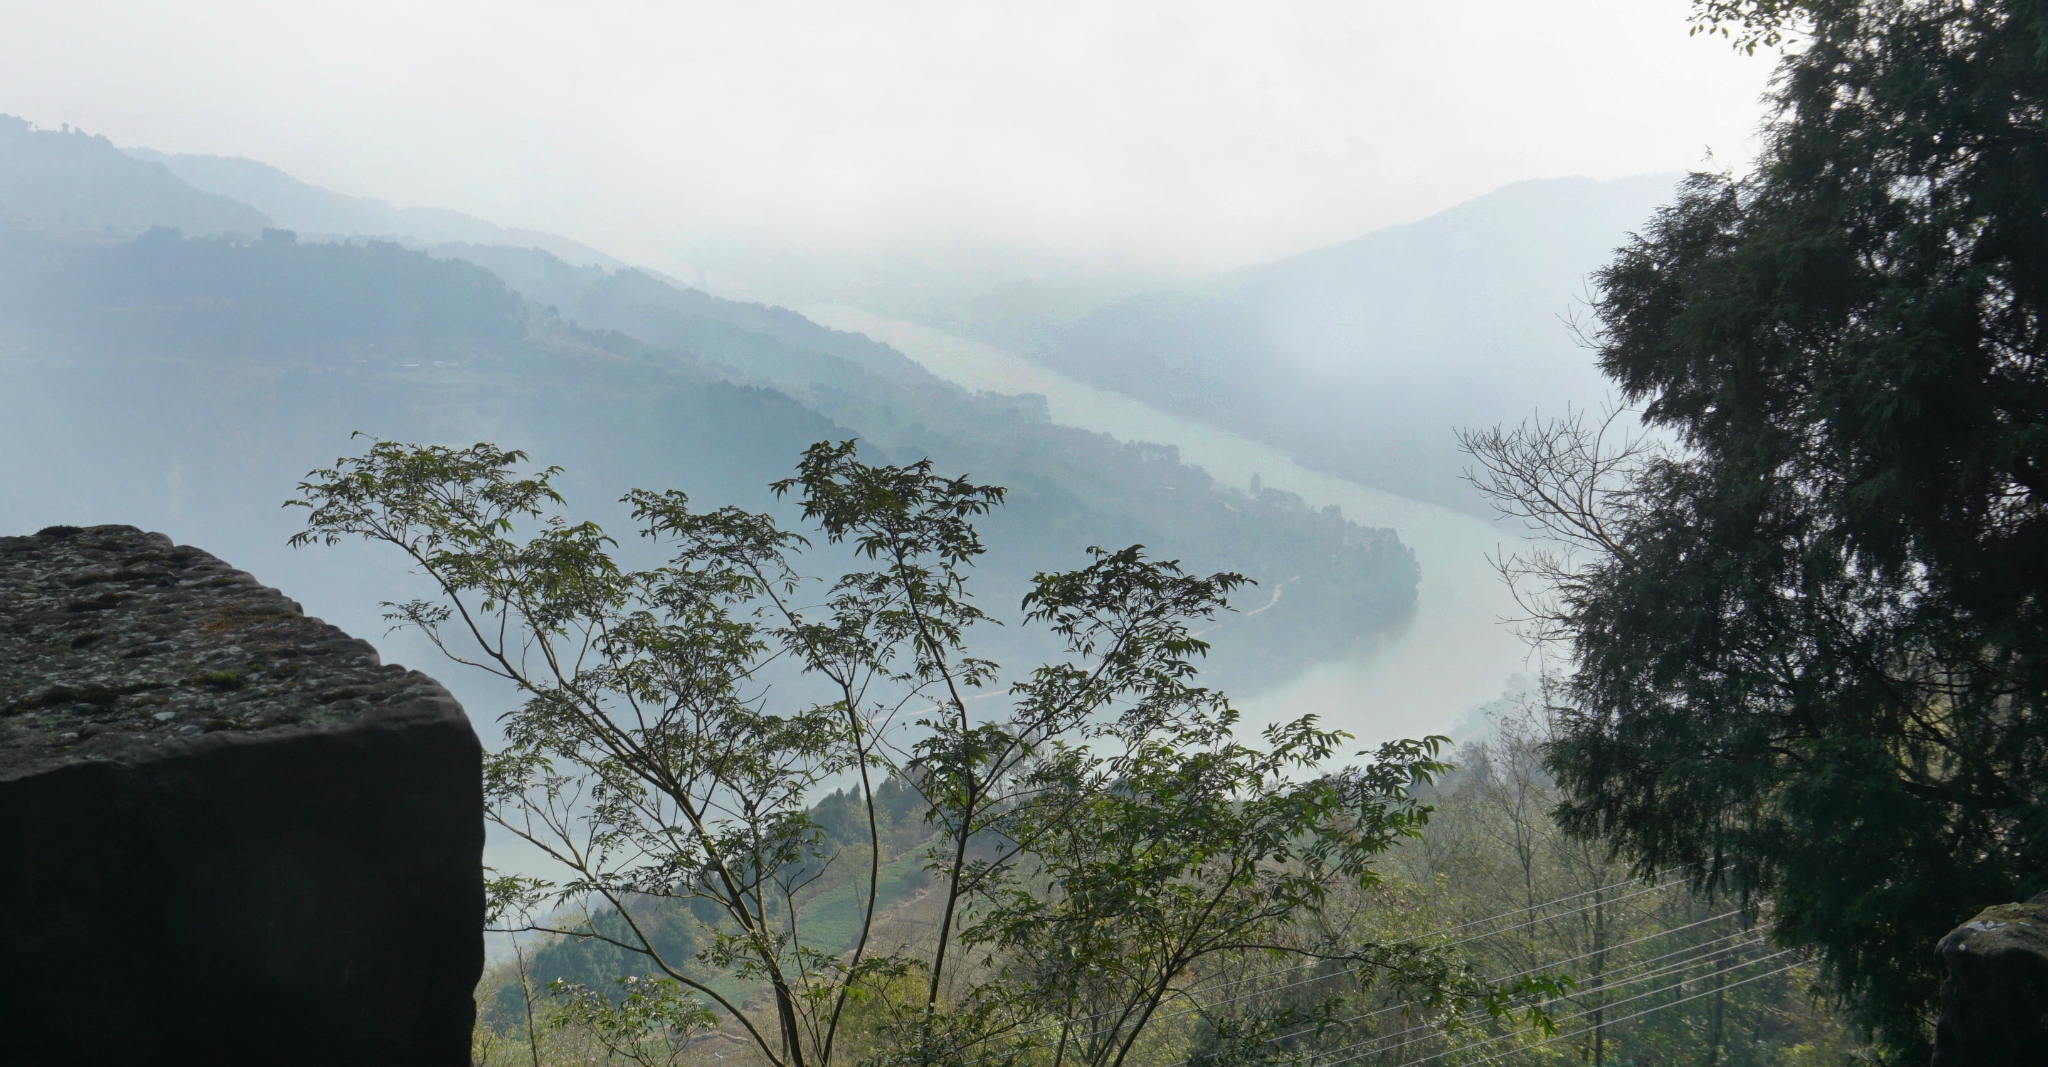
[1468,0,2048,1055]
[292,437,1543,1067]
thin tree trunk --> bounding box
[513,935,542,1067]
[1591,885,1606,1067]
[1705,945,1728,1067]
[1704,863,1730,1067]
[926,782,976,1010]
[821,695,887,1066]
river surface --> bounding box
[803,306,1538,745]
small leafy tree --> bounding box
[972,715,1524,1067]
[290,437,1540,1067]
[865,547,1556,1067]
[292,437,1008,1067]
[545,975,716,1067]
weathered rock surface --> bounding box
[0,524,483,1066]
[1932,890,2048,1067]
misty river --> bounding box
[804,306,1537,746]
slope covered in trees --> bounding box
[0,219,1414,694]
[476,706,1868,1067]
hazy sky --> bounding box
[1,0,1776,280]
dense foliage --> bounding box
[472,704,1868,1067]
[292,439,1535,1067]
[1380,712,1866,1067]
[1466,0,2048,1054]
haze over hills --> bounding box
[99,118,1670,521]
[127,147,628,270]
[0,110,1669,741]
[0,109,1730,1026]
[1000,175,1679,512]
[0,108,1629,742]
[0,116,270,236]
[0,115,1419,711]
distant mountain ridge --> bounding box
[0,116,271,236]
[126,147,625,269]
[0,116,1422,696]
[1021,174,1681,511]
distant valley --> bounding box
[0,115,1422,715]
[0,111,1664,745]
[981,175,1678,514]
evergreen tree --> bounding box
[1466,0,2048,1055]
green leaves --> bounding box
[773,438,1005,693]
[289,436,625,653]
[964,724,1469,1067]
[293,438,883,1067]
[945,554,1514,1067]
[294,436,1495,1067]
[1687,0,1810,53]
[1466,0,2048,1055]
[776,439,1006,569]
[545,975,717,1067]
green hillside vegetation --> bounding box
[288,431,1861,1067]
[477,719,1869,1067]
[292,433,1523,1067]
[0,225,524,350]
[0,52,1915,1058]
[433,243,1423,683]
[495,777,941,1023]
[1458,0,2048,1057]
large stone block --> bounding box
[1932,891,2048,1067]
[0,525,483,1066]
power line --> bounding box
[1349,949,1800,1067]
[1298,932,1770,1062]
[1438,876,1688,949]
[1047,908,1756,1065]
[1533,940,1774,1020]
[1010,870,1688,1041]
[1173,871,1705,1052]
[1380,868,1689,944]
[994,864,1747,1067]
[1261,925,1761,1056]
[1196,869,1689,994]
[1489,908,1742,983]
[1165,874,1691,1021]
[1258,908,1749,1054]
[1286,926,1760,1053]
[1452,957,1809,1067]
[1521,947,1791,1033]
[976,850,1758,1067]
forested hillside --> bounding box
[0,79,1908,1064]
[476,716,1864,1067]
[0,135,1418,693]
[428,245,1419,667]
